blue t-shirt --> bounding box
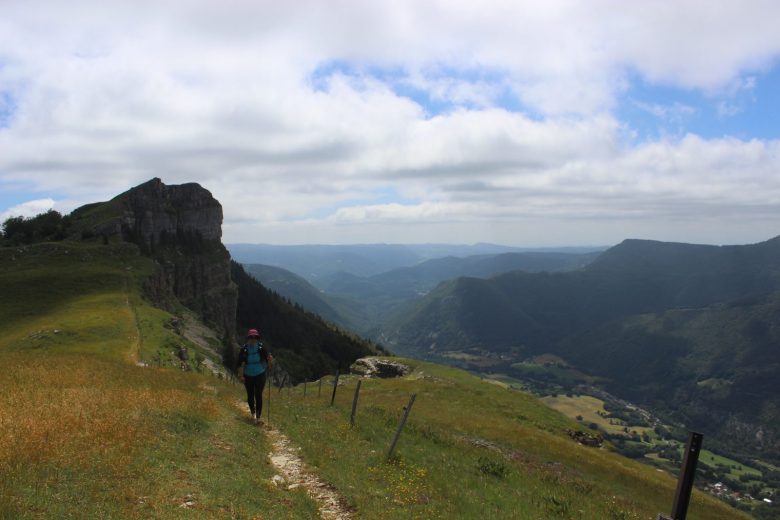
[243,344,266,376]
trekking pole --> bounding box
[267,366,272,425]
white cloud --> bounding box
[0,198,55,222]
[0,1,779,245]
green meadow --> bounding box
[0,242,317,519]
[270,362,746,519]
[0,241,749,519]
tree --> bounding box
[2,216,29,244]
[2,210,69,245]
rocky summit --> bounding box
[71,178,237,341]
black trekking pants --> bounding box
[243,373,267,417]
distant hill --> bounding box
[231,262,382,381]
[242,263,371,333]
[321,250,599,298]
[300,250,599,331]
[227,242,604,281]
[382,236,780,461]
[386,237,780,351]
[558,292,780,459]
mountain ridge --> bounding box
[22,178,380,381]
[381,234,780,463]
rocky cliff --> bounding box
[118,178,223,244]
[72,178,237,342]
[69,177,380,380]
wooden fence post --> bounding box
[658,431,703,520]
[278,373,287,394]
[350,379,362,427]
[330,370,340,406]
[387,393,417,460]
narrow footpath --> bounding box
[265,426,353,520]
[235,400,353,519]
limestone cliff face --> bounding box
[118,178,223,246]
[86,178,237,341]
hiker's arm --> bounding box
[236,348,246,380]
[261,346,273,372]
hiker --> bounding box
[236,328,273,423]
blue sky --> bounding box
[309,58,780,141]
[1,1,779,245]
[618,65,780,141]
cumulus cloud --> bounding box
[0,198,56,222]
[0,1,779,245]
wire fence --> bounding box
[238,360,702,518]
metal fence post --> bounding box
[659,431,703,520]
[387,394,417,460]
[350,379,362,427]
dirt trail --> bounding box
[266,426,354,520]
[235,401,353,519]
[122,273,143,365]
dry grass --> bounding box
[0,242,319,518]
[541,394,654,437]
[0,353,201,473]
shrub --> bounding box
[477,456,509,478]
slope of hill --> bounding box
[559,292,780,461]
[270,358,749,519]
[0,243,748,517]
[293,251,599,332]
[232,261,383,381]
[0,178,381,517]
[57,178,379,381]
[382,236,780,463]
[0,241,319,518]
[0,231,754,518]
[242,263,369,331]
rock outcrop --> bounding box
[350,357,410,378]
[74,178,237,342]
[566,429,603,447]
[118,178,223,246]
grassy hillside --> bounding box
[559,293,780,463]
[382,236,780,463]
[0,241,752,518]
[270,359,747,519]
[0,241,319,518]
